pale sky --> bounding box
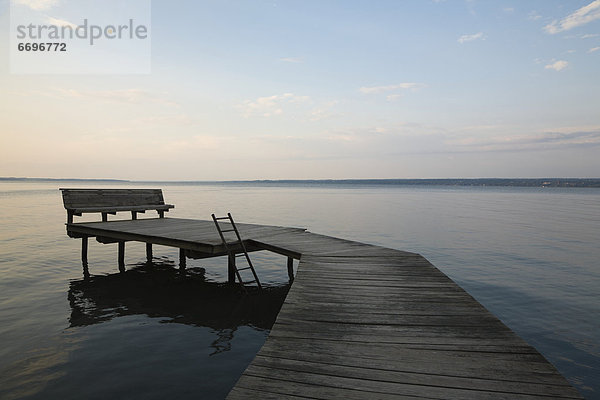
[1,0,599,180]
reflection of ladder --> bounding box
[212,213,262,291]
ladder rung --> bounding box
[214,217,230,220]
[220,229,236,233]
[237,266,252,271]
[235,253,246,257]
[244,280,256,284]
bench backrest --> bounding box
[60,188,174,223]
[61,188,166,209]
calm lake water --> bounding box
[0,181,599,399]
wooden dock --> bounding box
[65,217,582,399]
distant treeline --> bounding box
[3,177,600,188]
[239,178,600,188]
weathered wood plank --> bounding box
[250,355,578,397]
[258,338,556,370]
[239,366,578,399]
[227,387,319,400]
[233,374,439,400]
[261,335,538,355]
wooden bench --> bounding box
[60,188,174,224]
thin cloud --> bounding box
[135,114,196,127]
[544,60,569,71]
[241,93,310,117]
[46,16,77,28]
[309,100,340,121]
[53,88,179,106]
[161,135,222,153]
[14,0,59,10]
[450,130,600,152]
[589,46,600,53]
[280,57,303,63]
[458,32,485,44]
[528,11,542,21]
[324,126,391,144]
[544,1,600,34]
[359,83,425,94]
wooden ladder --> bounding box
[212,213,262,291]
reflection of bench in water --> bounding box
[59,188,583,399]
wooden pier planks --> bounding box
[228,248,582,398]
[65,217,582,399]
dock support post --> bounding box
[179,248,186,269]
[81,236,89,278]
[146,243,153,263]
[287,257,294,282]
[228,254,236,284]
[118,241,125,272]
[81,236,88,264]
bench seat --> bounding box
[70,204,174,214]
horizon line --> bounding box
[2,177,600,183]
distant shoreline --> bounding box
[2,177,600,188]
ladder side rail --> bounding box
[212,213,262,291]
[211,213,229,248]
[212,213,249,290]
[227,212,252,257]
[227,213,262,290]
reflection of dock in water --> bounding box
[68,260,290,354]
